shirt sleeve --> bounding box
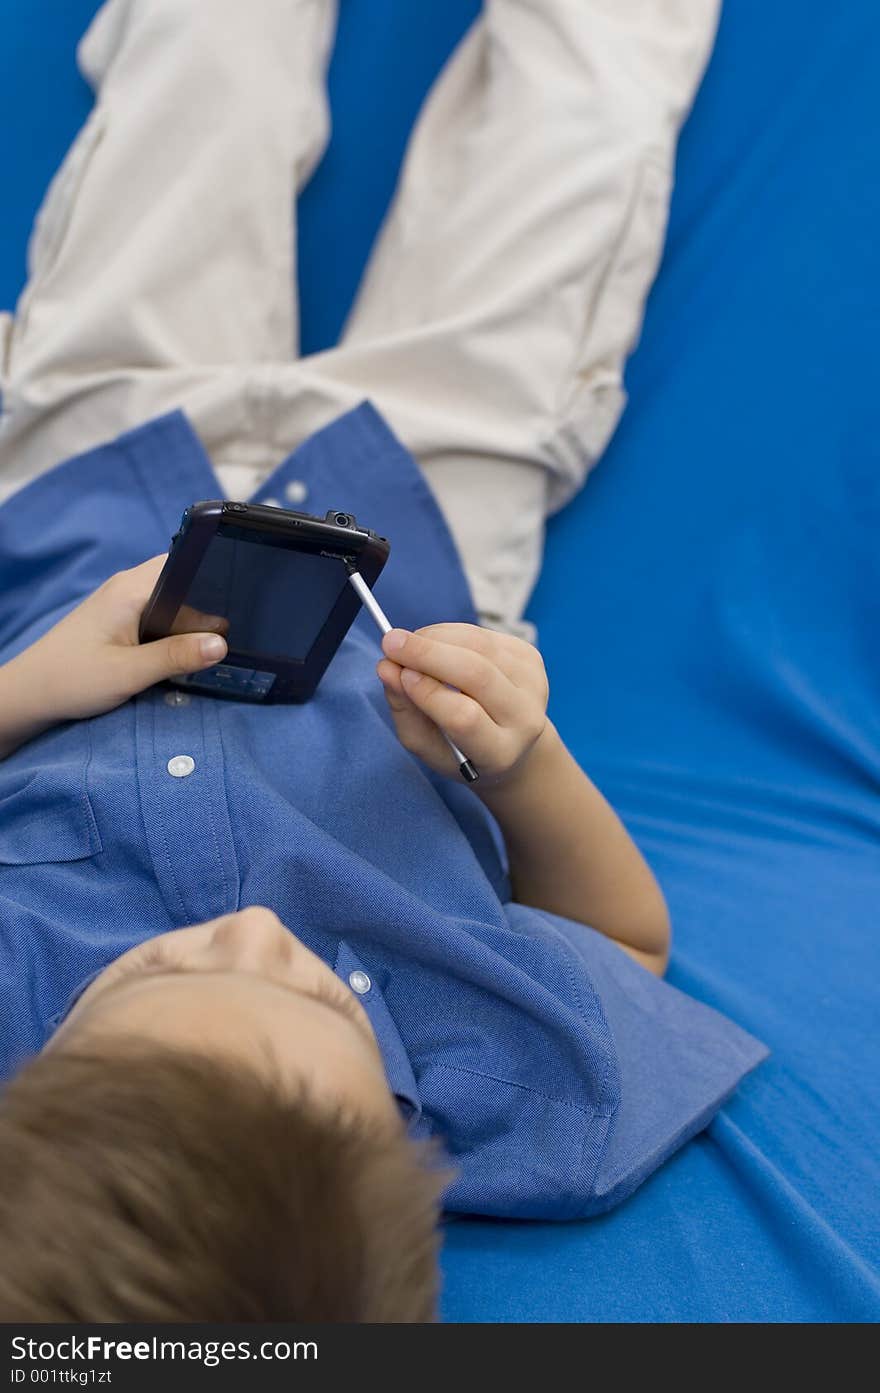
[510,905,769,1215]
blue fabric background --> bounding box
[2,0,879,1321]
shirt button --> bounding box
[285,480,308,505]
[348,970,371,995]
[167,754,195,778]
[164,690,191,707]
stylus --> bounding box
[347,569,479,784]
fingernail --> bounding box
[400,667,422,689]
[200,634,226,661]
[383,629,409,654]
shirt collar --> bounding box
[45,968,106,1036]
[48,943,425,1129]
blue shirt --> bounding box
[0,403,767,1219]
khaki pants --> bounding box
[0,0,720,630]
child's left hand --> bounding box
[377,623,550,788]
[7,556,229,726]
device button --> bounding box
[167,754,195,779]
[285,479,308,505]
[348,970,371,996]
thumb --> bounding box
[134,631,227,689]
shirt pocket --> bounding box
[0,723,103,865]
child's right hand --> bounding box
[377,623,550,789]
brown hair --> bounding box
[0,1044,446,1321]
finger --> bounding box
[133,630,228,689]
[411,623,545,696]
[381,629,522,725]
[171,605,231,637]
[376,658,411,711]
[391,667,502,762]
[110,561,232,643]
[98,555,169,625]
[414,623,501,654]
[118,554,169,597]
[127,555,168,581]
[414,622,540,687]
[382,680,457,765]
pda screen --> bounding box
[175,524,349,661]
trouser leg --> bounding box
[0,0,337,501]
[1,0,721,634]
[290,0,722,626]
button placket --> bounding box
[135,694,240,926]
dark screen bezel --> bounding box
[138,501,390,703]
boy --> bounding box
[0,0,762,1321]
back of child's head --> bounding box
[0,1043,444,1321]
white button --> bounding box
[285,479,308,505]
[262,497,282,508]
[164,690,191,707]
[348,970,371,995]
[167,754,195,778]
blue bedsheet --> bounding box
[2,0,879,1322]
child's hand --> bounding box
[8,556,228,726]
[377,623,549,788]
